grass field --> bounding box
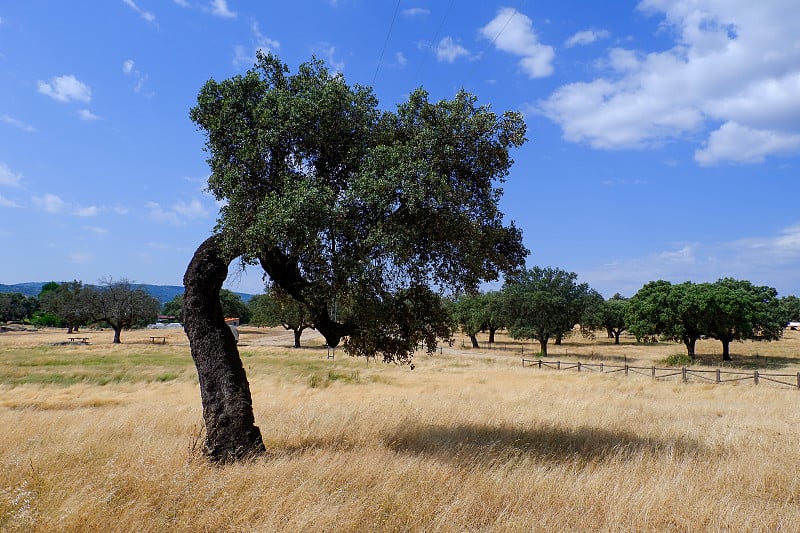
[1,326,799,531]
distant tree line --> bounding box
[2,272,799,356]
[449,268,794,362]
[1,279,160,343]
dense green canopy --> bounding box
[626,279,784,360]
[502,266,596,356]
[190,52,528,361]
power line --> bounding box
[372,0,402,86]
[485,5,520,51]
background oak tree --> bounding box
[86,279,160,344]
[249,287,315,348]
[501,266,595,357]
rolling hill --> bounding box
[0,282,254,304]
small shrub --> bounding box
[661,353,694,367]
[325,370,361,384]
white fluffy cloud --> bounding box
[0,162,23,187]
[32,193,66,213]
[32,193,99,216]
[0,194,20,208]
[1,115,35,133]
[436,37,469,63]
[146,198,209,226]
[78,109,101,121]
[695,122,800,165]
[479,8,554,78]
[565,29,610,48]
[210,0,236,18]
[540,0,800,165]
[582,223,800,298]
[37,75,91,103]
[122,59,152,96]
[173,198,208,219]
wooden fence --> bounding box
[522,358,800,390]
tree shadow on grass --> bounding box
[383,422,701,465]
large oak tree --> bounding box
[184,53,528,461]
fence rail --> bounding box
[522,358,800,390]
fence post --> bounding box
[754,370,759,385]
[682,367,687,383]
[577,362,581,372]
[797,372,800,390]
[624,364,628,376]
[557,361,561,370]
[538,360,542,369]
[651,366,655,378]
[716,369,721,383]
[600,362,604,372]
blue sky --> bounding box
[1,1,799,298]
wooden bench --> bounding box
[68,337,89,344]
[149,336,167,344]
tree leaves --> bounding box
[190,53,528,361]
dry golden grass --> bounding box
[2,326,800,531]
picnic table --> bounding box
[68,337,89,344]
[150,336,167,344]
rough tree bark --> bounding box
[183,235,266,462]
[258,251,350,347]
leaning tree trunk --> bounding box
[184,235,265,462]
